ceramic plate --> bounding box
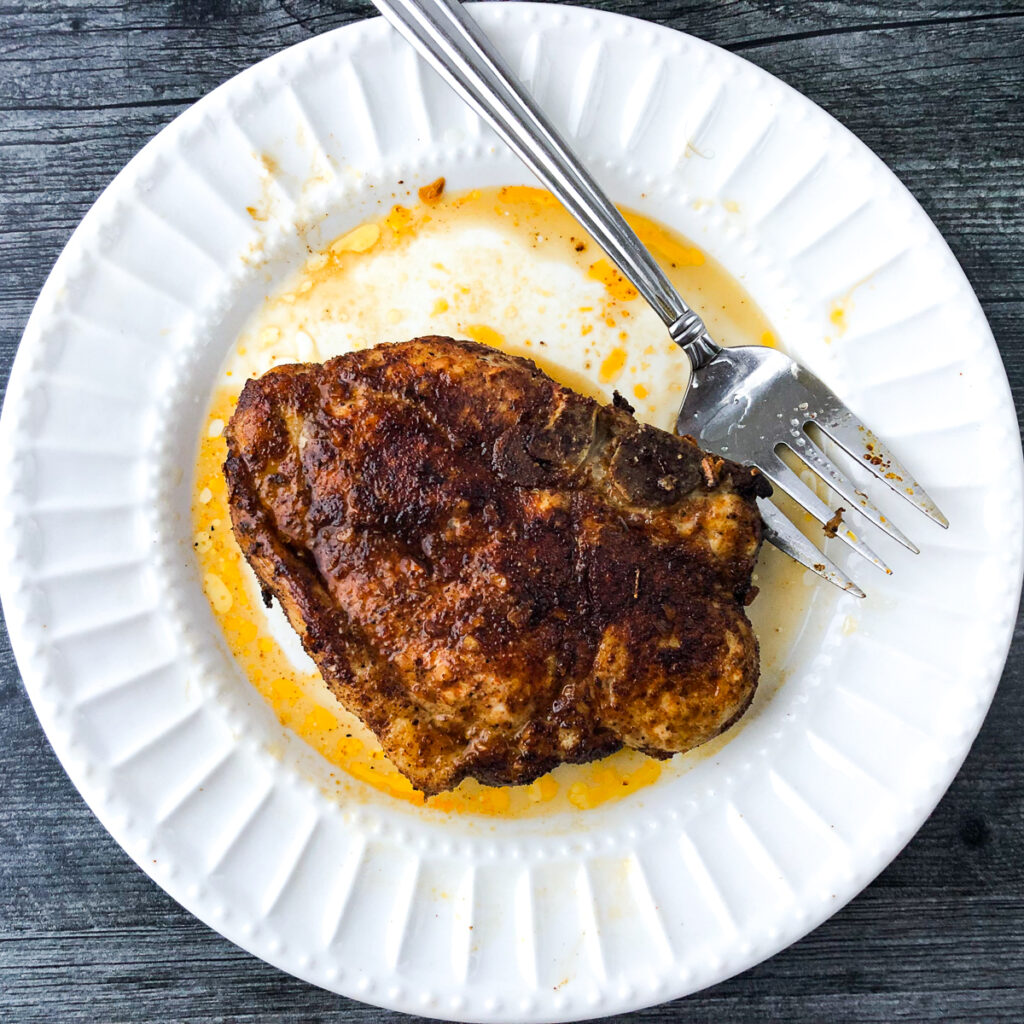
[2,4,1020,1021]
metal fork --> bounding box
[371,0,949,596]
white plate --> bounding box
[2,4,1021,1020]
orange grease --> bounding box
[190,185,784,816]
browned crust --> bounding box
[224,337,768,794]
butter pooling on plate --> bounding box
[194,184,815,816]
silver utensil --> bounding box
[370,0,948,596]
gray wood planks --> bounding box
[1,2,1022,1021]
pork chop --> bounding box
[224,337,770,795]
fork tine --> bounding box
[812,411,949,529]
[784,436,919,553]
[758,452,893,574]
[758,499,866,598]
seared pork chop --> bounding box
[224,337,770,795]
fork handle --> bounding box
[371,0,723,370]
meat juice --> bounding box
[193,186,817,817]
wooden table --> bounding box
[2,2,1022,1020]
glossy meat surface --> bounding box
[224,337,769,794]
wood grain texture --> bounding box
[1,1,1022,1021]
